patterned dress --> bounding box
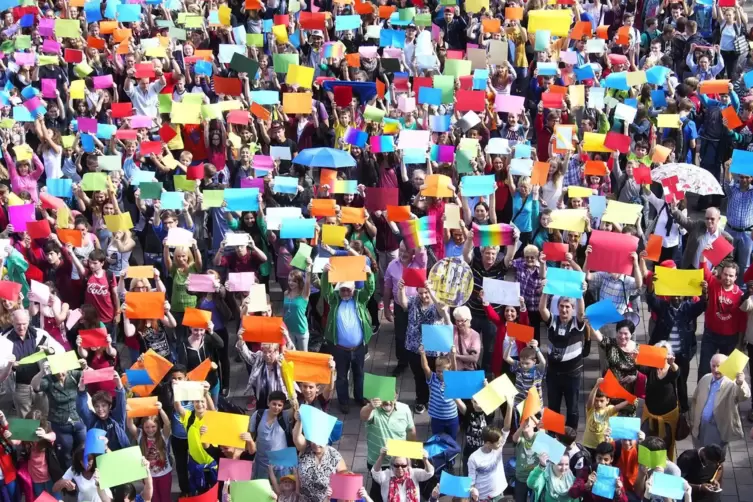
[600,337,638,416]
[298,446,343,502]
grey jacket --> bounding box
[670,209,733,269]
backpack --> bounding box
[253,410,294,447]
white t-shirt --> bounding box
[372,467,433,502]
[467,429,510,499]
[62,467,112,502]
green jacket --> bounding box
[527,465,578,502]
[321,270,375,346]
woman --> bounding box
[284,264,312,352]
[236,332,289,411]
[370,447,434,502]
[177,323,224,404]
[591,320,639,416]
[526,453,577,502]
[53,447,111,502]
[164,241,203,329]
[291,412,348,502]
[396,279,451,414]
[511,180,540,253]
[640,341,680,461]
[716,5,748,79]
[452,306,481,371]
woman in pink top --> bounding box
[2,143,44,202]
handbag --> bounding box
[733,24,749,55]
[675,412,691,440]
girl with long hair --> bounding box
[126,404,172,502]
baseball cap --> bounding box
[280,475,297,483]
[336,281,356,291]
[311,30,324,37]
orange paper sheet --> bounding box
[504,6,523,19]
[422,174,453,198]
[126,397,160,418]
[125,349,173,397]
[126,266,155,279]
[328,255,367,282]
[699,79,730,95]
[182,307,212,329]
[482,19,501,33]
[722,106,743,129]
[241,316,285,344]
[570,21,592,40]
[520,386,542,424]
[345,53,360,67]
[644,235,662,262]
[57,229,83,247]
[584,161,608,176]
[311,199,337,217]
[652,144,671,163]
[99,21,117,34]
[387,205,411,222]
[531,161,549,186]
[507,322,534,343]
[616,26,630,45]
[541,408,566,434]
[320,168,338,189]
[635,344,668,369]
[125,292,166,320]
[599,369,637,402]
[283,350,333,384]
[283,93,313,114]
[187,358,213,382]
[596,25,609,40]
[378,5,396,18]
[341,207,366,224]
[250,102,271,120]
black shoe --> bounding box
[747,409,753,423]
[414,404,426,414]
[340,403,350,414]
[391,364,407,377]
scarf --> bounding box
[388,472,419,502]
[544,463,575,501]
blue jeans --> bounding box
[698,329,738,380]
[728,228,753,286]
[50,421,87,472]
[293,332,309,352]
[332,344,365,406]
[430,416,459,438]
[546,371,581,429]
[34,480,60,500]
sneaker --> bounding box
[340,403,351,415]
[414,404,426,414]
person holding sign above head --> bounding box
[371,446,434,502]
[582,378,635,457]
[125,402,173,502]
[690,353,750,450]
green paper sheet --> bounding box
[168,27,187,41]
[203,190,225,208]
[247,33,264,47]
[433,75,455,104]
[47,350,81,374]
[0,118,15,129]
[456,149,474,173]
[55,19,81,39]
[201,104,223,120]
[183,93,205,105]
[174,175,197,192]
[18,351,46,365]
[399,8,415,20]
[184,15,204,28]
[96,446,148,489]
[273,53,298,73]
[230,53,259,77]
[363,105,386,123]
[158,94,173,113]
[0,41,13,53]
[155,19,175,28]
[230,480,275,502]
[290,243,312,270]
[74,62,93,78]
[637,446,667,469]
[364,373,397,401]
[444,59,472,77]
[8,418,40,442]
[415,13,432,26]
[38,55,59,66]
[289,0,301,12]
[98,155,121,172]
[139,182,163,200]
[14,35,31,50]
[81,172,108,192]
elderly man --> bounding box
[322,263,376,414]
[722,161,753,283]
[360,396,417,502]
[690,353,750,449]
[1,309,64,417]
[123,65,166,118]
[670,204,733,269]
[383,243,428,376]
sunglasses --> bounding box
[393,464,408,468]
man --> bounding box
[698,256,745,379]
[123,65,166,118]
[383,243,428,376]
[670,205,733,269]
[321,265,376,414]
[1,310,64,417]
[360,396,417,502]
[468,404,513,502]
[677,444,726,502]
[258,121,298,175]
[722,161,753,282]
[434,7,468,51]
[690,354,750,449]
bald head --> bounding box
[705,207,721,233]
[11,309,29,338]
[710,353,727,379]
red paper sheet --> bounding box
[542,242,568,262]
[604,132,631,154]
[600,369,637,402]
[702,236,734,267]
[455,90,486,112]
[587,230,639,275]
[402,267,427,288]
[80,327,108,349]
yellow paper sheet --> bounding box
[386,439,424,459]
[48,350,81,374]
[527,9,572,36]
[104,213,134,232]
[145,46,167,58]
[285,64,315,89]
[201,410,250,448]
[602,200,642,225]
[7,193,24,206]
[568,85,585,108]
[171,102,202,125]
[657,114,681,129]
[582,132,615,153]
[567,186,594,198]
[718,349,749,381]
[13,145,32,161]
[70,80,86,100]
[57,206,71,228]
[272,24,288,43]
[466,0,489,12]
[548,209,588,232]
[626,71,647,86]
[322,224,347,247]
[444,203,461,230]
[653,266,703,297]
[472,374,516,415]
[62,136,75,148]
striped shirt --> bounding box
[511,361,545,408]
[546,316,586,376]
[427,373,458,420]
[365,402,415,466]
[723,181,753,230]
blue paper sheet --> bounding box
[650,90,667,109]
[262,19,273,33]
[439,472,472,498]
[81,134,96,153]
[85,2,102,22]
[346,129,368,148]
[589,195,607,218]
[418,87,442,106]
[328,419,343,444]
[250,91,280,105]
[531,432,566,461]
[335,14,361,31]
[194,60,213,76]
[585,299,623,330]
[745,70,753,89]
[322,81,378,104]
[299,404,337,446]
[646,65,670,86]
[104,0,118,19]
[538,62,557,76]
[650,472,686,500]
[514,143,532,159]
[268,447,299,467]
[443,370,485,399]
[225,188,260,211]
[430,115,451,133]
[84,428,107,459]
[125,369,153,386]
[117,3,141,22]
[574,64,595,81]
[160,192,184,210]
[421,324,453,353]
[20,86,38,100]
[47,178,73,198]
[731,149,753,176]
[379,29,405,48]
[273,176,299,194]
[97,124,117,140]
[543,267,586,299]
[280,218,316,239]
[593,464,619,499]
[403,149,427,164]
[131,170,156,186]
[13,105,33,122]
[608,416,641,440]
[604,72,629,91]
[461,175,495,196]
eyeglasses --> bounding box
[393,464,408,469]
[455,319,470,324]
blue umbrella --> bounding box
[292,147,356,168]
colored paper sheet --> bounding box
[330,474,363,501]
[644,235,663,262]
[363,373,397,401]
[587,230,639,275]
[421,324,453,353]
[718,348,749,381]
[482,278,520,306]
[217,458,253,482]
[182,308,212,329]
[340,207,366,225]
[8,418,40,441]
[0,281,21,303]
[461,175,495,196]
[439,472,472,498]
[96,446,148,489]
[543,267,586,299]
[531,432,566,461]
[172,381,206,401]
[80,327,108,349]
[649,472,686,500]
[635,344,668,369]
[653,266,703,297]
[186,358,213,383]
[584,300,623,331]
[422,174,453,198]
[608,416,640,440]
[527,9,572,36]
[201,410,250,448]
[322,224,347,247]
[702,235,734,267]
[84,428,107,459]
[229,481,275,502]
[387,206,411,222]
[283,350,332,385]
[520,386,542,424]
[443,370,485,399]
[225,272,255,292]
[593,464,619,499]
[507,322,534,343]
[280,219,316,239]
[602,200,642,225]
[26,220,51,241]
[125,292,166,319]
[126,396,159,418]
[268,447,299,467]
[47,350,81,374]
[8,203,35,232]
[548,209,588,232]
[638,446,667,469]
[403,268,427,287]
[329,255,367,283]
[472,374,517,414]
[18,351,47,365]
[299,404,337,446]
[540,408,566,434]
[386,439,423,459]
[657,114,681,129]
[600,369,637,402]
[732,149,753,176]
[542,242,568,262]
[241,316,285,344]
[583,132,614,153]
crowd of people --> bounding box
[0,0,751,501]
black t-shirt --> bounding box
[468,249,508,317]
[644,367,679,416]
[270,138,298,175]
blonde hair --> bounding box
[523,245,539,257]
[173,246,195,267]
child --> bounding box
[269,471,301,502]
[76,326,118,397]
[125,403,172,502]
[503,339,546,427]
[419,345,459,437]
[160,365,192,497]
[173,381,217,496]
[512,415,540,502]
[455,396,488,475]
[83,249,120,333]
[582,379,633,456]
[21,409,60,499]
[568,442,628,502]
[604,426,646,496]
[76,369,131,451]
[468,406,514,502]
